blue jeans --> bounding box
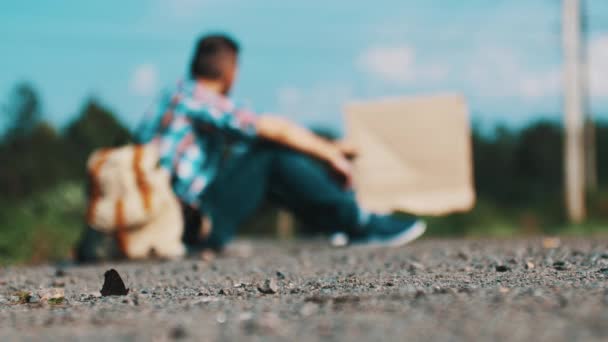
[185,143,363,250]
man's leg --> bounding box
[194,144,363,250]
[266,148,363,233]
[197,143,425,250]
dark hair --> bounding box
[189,34,239,79]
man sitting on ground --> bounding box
[136,34,426,252]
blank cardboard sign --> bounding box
[344,94,475,216]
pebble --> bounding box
[525,261,535,270]
[258,278,279,294]
[29,294,41,303]
[457,251,469,261]
[169,325,188,340]
[51,279,66,287]
[216,312,227,324]
[408,261,425,272]
[495,265,511,272]
[38,288,65,302]
[542,237,561,249]
[300,302,319,316]
[238,312,254,321]
[553,261,569,271]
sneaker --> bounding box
[350,215,426,247]
[329,232,349,247]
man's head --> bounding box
[190,34,240,95]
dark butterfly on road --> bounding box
[100,269,129,296]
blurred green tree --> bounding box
[0,83,70,198]
[2,83,41,141]
[63,98,132,178]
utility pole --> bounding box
[581,0,598,192]
[562,0,586,223]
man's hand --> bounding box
[327,152,353,188]
[256,115,354,187]
[334,140,358,160]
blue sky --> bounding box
[1,0,608,133]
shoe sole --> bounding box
[332,220,427,248]
[362,220,427,248]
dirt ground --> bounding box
[1,238,608,341]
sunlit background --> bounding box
[1,0,608,264]
[2,0,607,131]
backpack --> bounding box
[82,143,185,260]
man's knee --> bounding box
[272,147,324,173]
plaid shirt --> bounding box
[136,80,257,209]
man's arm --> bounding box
[183,102,353,184]
[255,115,353,185]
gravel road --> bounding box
[1,238,608,341]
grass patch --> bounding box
[0,182,85,265]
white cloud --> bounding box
[357,46,416,83]
[275,84,353,130]
[129,64,158,96]
[356,45,450,85]
[464,46,561,101]
[519,70,561,100]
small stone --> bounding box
[216,312,227,324]
[169,325,188,339]
[239,312,254,321]
[408,261,425,272]
[300,302,319,316]
[258,278,279,294]
[457,251,469,261]
[38,288,65,302]
[193,296,218,304]
[14,291,32,304]
[28,294,41,303]
[432,287,449,294]
[131,293,141,306]
[200,250,215,262]
[414,290,426,299]
[51,280,65,288]
[276,271,286,280]
[458,287,474,294]
[461,266,473,272]
[525,261,535,270]
[542,237,560,249]
[495,265,511,272]
[553,261,568,271]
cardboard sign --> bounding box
[344,93,475,216]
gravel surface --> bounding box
[1,238,608,341]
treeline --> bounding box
[1,82,608,226]
[0,83,132,200]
